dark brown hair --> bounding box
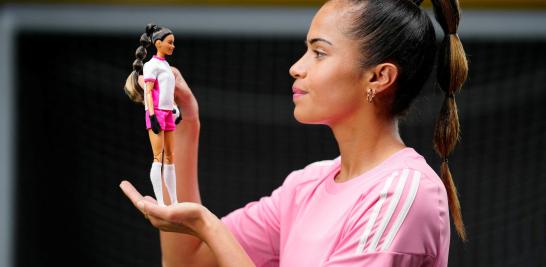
[431,0,468,242]
[124,24,173,104]
[345,0,468,241]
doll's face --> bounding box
[156,34,175,56]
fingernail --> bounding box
[138,201,145,209]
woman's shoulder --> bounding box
[370,166,449,256]
[374,148,448,213]
[344,148,449,232]
[397,148,445,193]
[342,150,449,256]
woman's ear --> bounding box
[154,39,161,50]
[366,63,398,94]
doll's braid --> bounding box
[124,24,158,103]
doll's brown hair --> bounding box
[345,0,468,241]
[124,24,159,103]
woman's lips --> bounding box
[292,87,308,100]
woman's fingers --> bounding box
[143,195,158,204]
[119,180,144,208]
[120,180,183,232]
[119,180,168,218]
[119,180,156,218]
[120,182,201,235]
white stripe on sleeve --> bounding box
[355,171,398,254]
[380,170,421,251]
[368,168,409,252]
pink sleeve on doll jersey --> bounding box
[142,60,160,110]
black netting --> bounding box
[14,32,546,267]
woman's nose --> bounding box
[289,57,307,79]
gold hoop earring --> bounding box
[367,88,376,103]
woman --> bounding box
[124,24,183,206]
[120,0,468,266]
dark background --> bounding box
[14,32,546,266]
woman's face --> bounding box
[157,34,175,56]
[289,1,367,126]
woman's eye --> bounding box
[314,50,326,59]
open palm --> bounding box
[120,181,212,240]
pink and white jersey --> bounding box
[222,148,450,267]
[143,55,175,111]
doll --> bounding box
[124,24,181,206]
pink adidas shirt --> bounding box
[222,148,450,266]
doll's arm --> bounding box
[145,81,155,115]
[145,81,161,134]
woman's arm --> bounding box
[161,67,250,267]
[159,117,204,266]
[158,67,204,266]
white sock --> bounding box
[163,164,178,204]
[150,162,165,206]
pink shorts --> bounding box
[145,109,176,131]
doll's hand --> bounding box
[150,114,161,134]
[171,67,199,121]
[120,181,214,239]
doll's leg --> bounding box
[148,129,165,206]
[163,130,177,204]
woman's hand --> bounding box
[120,180,214,240]
[171,67,199,122]
[120,180,255,267]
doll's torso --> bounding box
[143,55,175,111]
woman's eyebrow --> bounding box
[306,38,333,46]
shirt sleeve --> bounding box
[142,61,158,83]
[323,168,448,267]
[221,171,300,267]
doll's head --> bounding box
[124,24,173,104]
[152,26,173,46]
